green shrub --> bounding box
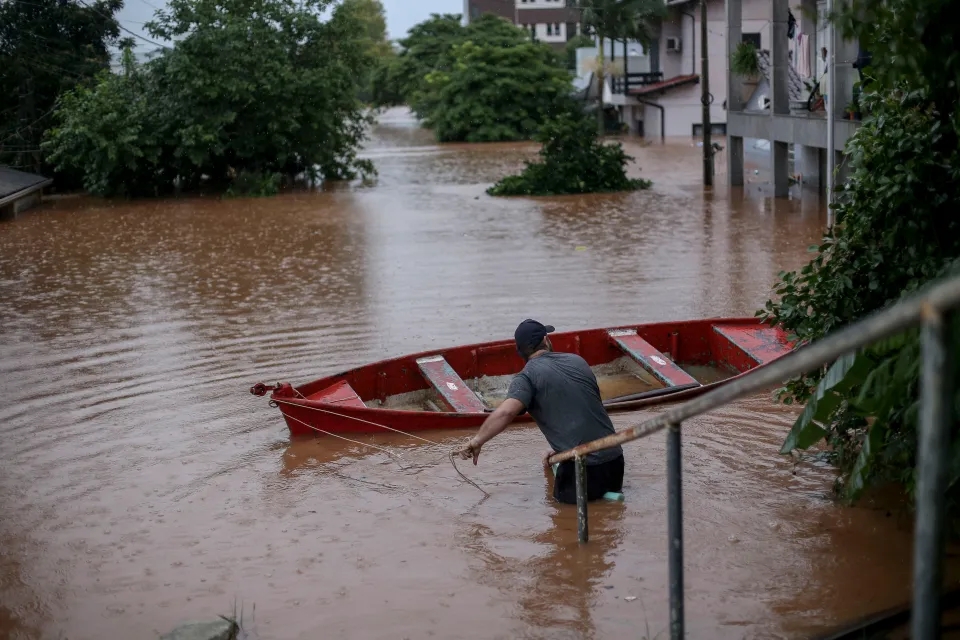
[487,112,651,196]
[759,88,960,502]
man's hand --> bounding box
[542,448,555,468]
[455,439,483,465]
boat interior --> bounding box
[293,319,793,414]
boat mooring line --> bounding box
[272,398,442,446]
[272,398,489,496]
[279,411,408,468]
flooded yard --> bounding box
[0,108,926,639]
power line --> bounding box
[3,0,165,46]
[72,0,169,49]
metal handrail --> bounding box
[549,273,960,640]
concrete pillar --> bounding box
[726,0,744,187]
[773,140,789,197]
[729,135,744,186]
[797,145,820,189]
[770,0,790,114]
[771,0,790,115]
[833,31,860,117]
[726,0,743,112]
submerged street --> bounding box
[0,108,929,639]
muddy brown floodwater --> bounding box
[0,108,937,639]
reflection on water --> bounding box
[0,107,932,639]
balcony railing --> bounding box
[610,72,664,95]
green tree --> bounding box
[566,0,666,133]
[759,0,960,505]
[424,39,574,142]
[487,111,651,195]
[388,13,465,116]
[0,0,123,178]
[44,0,375,196]
[341,0,393,102]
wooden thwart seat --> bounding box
[712,324,793,365]
[416,355,487,413]
[608,329,700,388]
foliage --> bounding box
[370,52,406,107]
[42,50,165,197]
[384,13,465,116]
[0,0,122,181]
[487,111,651,196]
[565,0,666,133]
[759,84,960,501]
[43,0,375,197]
[382,13,577,143]
[423,40,576,143]
[565,34,596,71]
[340,0,393,103]
[730,41,759,77]
[225,170,281,198]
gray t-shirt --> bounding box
[507,352,623,465]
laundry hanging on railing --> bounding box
[795,33,812,79]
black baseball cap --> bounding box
[515,319,555,355]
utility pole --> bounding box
[700,0,713,186]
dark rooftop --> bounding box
[0,166,51,201]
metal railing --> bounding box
[610,72,664,95]
[548,274,960,640]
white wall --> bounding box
[515,0,566,7]
[651,0,727,136]
[532,21,567,43]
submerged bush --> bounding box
[225,170,281,197]
[487,112,652,196]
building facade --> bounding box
[464,0,583,47]
[726,0,862,196]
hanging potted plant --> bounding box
[730,41,760,103]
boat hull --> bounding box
[253,317,793,437]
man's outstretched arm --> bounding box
[454,398,525,465]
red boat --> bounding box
[250,318,794,437]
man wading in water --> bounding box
[455,319,625,503]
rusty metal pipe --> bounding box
[667,422,684,639]
[576,456,589,543]
[912,305,955,639]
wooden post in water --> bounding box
[576,456,589,543]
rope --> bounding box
[273,398,444,446]
[273,397,487,495]
[449,452,490,497]
[279,411,407,468]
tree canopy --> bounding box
[760,0,960,507]
[374,13,581,143]
[43,0,376,196]
[0,0,123,179]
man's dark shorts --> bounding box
[553,455,624,504]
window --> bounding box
[742,33,761,49]
[547,23,553,35]
[554,23,561,35]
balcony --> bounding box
[610,72,665,94]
